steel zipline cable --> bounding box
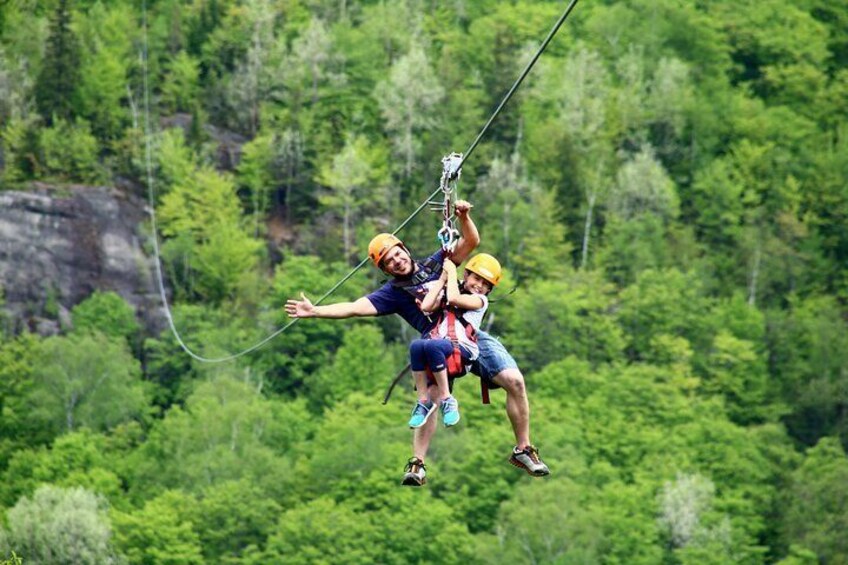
[140,0,579,363]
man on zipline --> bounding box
[285,200,549,485]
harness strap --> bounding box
[390,256,443,291]
[480,380,490,404]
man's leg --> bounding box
[413,407,439,461]
[475,331,549,477]
[491,367,530,449]
[403,383,440,486]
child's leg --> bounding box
[422,340,461,426]
[422,339,456,404]
[429,368,450,404]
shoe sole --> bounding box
[409,404,437,429]
[401,474,426,486]
[508,457,550,477]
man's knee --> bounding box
[492,367,527,396]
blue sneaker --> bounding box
[408,401,436,429]
[441,396,460,427]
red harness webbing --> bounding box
[427,307,490,404]
[427,308,467,378]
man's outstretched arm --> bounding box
[451,200,480,264]
[286,293,378,319]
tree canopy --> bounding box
[2,0,848,562]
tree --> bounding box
[608,145,679,221]
[28,333,146,433]
[498,271,625,372]
[306,325,398,411]
[262,492,478,564]
[702,330,770,424]
[36,117,102,183]
[471,150,572,277]
[222,0,274,135]
[615,268,713,363]
[70,291,140,346]
[483,479,604,564]
[0,486,118,565]
[0,334,48,471]
[712,0,830,102]
[158,163,265,302]
[111,490,203,565]
[74,2,133,141]
[260,497,376,564]
[0,45,32,125]
[598,146,682,285]
[658,473,719,548]
[35,0,81,125]
[155,128,196,195]
[0,430,123,511]
[316,135,386,262]
[276,128,306,224]
[767,295,848,448]
[288,16,334,107]
[374,42,444,180]
[509,187,574,282]
[189,480,280,563]
[527,44,614,269]
[236,132,276,235]
[126,376,304,499]
[782,437,848,564]
[161,51,201,114]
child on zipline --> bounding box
[407,253,502,429]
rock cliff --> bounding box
[0,184,167,335]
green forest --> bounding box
[2,0,848,562]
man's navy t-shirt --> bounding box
[366,249,445,334]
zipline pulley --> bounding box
[436,152,463,253]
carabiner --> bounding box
[438,225,460,252]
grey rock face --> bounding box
[0,185,167,335]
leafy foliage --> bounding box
[0,486,119,565]
[2,0,848,562]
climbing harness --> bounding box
[384,282,494,405]
[140,0,580,363]
[427,304,476,379]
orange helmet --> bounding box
[368,233,404,267]
[465,253,502,286]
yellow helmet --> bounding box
[368,233,404,267]
[465,253,502,286]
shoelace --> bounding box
[405,458,425,473]
[515,446,541,463]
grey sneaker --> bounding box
[509,445,550,476]
[401,457,427,486]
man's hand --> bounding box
[285,292,316,318]
[454,200,473,219]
